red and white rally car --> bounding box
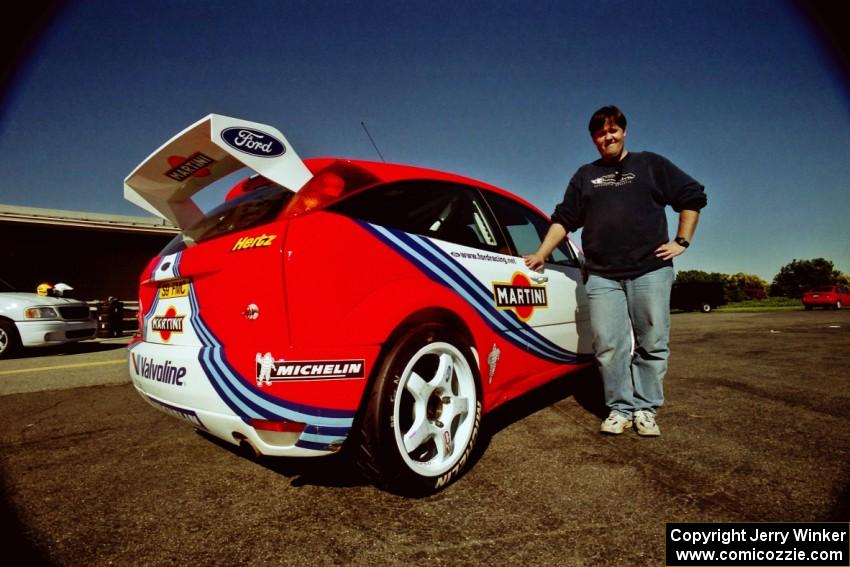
[124,114,592,494]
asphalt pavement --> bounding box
[0,310,848,565]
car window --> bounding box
[159,183,295,255]
[330,180,503,252]
[482,190,578,266]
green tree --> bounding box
[770,258,843,298]
[726,272,768,301]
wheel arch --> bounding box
[359,306,479,407]
[0,316,22,357]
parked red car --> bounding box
[802,285,850,310]
[123,114,593,494]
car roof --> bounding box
[303,158,548,219]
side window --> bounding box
[483,190,578,266]
[330,180,503,252]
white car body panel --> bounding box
[123,114,314,229]
[0,292,96,348]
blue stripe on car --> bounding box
[359,221,582,364]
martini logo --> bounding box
[151,306,185,341]
[165,152,215,181]
[255,353,365,386]
[492,272,548,321]
[220,127,285,157]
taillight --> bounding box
[282,171,347,218]
[282,159,381,218]
[250,419,306,433]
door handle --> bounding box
[529,274,548,284]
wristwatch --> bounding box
[674,236,690,248]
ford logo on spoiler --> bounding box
[220,127,286,158]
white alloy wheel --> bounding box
[392,341,477,477]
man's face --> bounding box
[591,118,626,162]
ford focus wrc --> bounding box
[124,114,593,494]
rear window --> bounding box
[160,183,294,255]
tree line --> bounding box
[675,258,849,301]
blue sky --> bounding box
[1,0,848,281]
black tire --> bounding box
[804,305,813,311]
[700,303,712,313]
[355,323,482,495]
[0,320,22,359]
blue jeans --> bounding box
[585,267,674,418]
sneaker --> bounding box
[634,410,661,437]
[599,412,632,434]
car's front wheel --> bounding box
[355,323,482,495]
[0,320,22,359]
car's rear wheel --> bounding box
[836,301,843,310]
[700,303,712,313]
[355,323,481,495]
[0,320,22,359]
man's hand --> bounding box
[655,241,686,261]
[523,253,546,272]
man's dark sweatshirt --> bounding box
[551,151,707,280]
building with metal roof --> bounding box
[1,204,178,300]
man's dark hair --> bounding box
[588,106,627,133]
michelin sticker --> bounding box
[256,353,365,386]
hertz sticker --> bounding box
[492,272,548,321]
[232,234,277,252]
[158,279,189,299]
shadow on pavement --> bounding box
[10,338,129,359]
[195,430,368,490]
[190,365,606,493]
[0,467,52,566]
[483,365,606,436]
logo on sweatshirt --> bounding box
[590,172,635,188]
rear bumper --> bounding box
[802,298,837,306]
[127,341,357,457]
[16,320,96,347]
[135,387,334,457]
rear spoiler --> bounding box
[123,114,313,229]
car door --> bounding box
[480,189,592,358]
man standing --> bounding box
[524,106,707,436]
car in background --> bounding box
[802,285,850,310]
[670,281,726,313]
[123,114,593,494]
[0,278,96,359]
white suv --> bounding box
[0,278,96,359]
